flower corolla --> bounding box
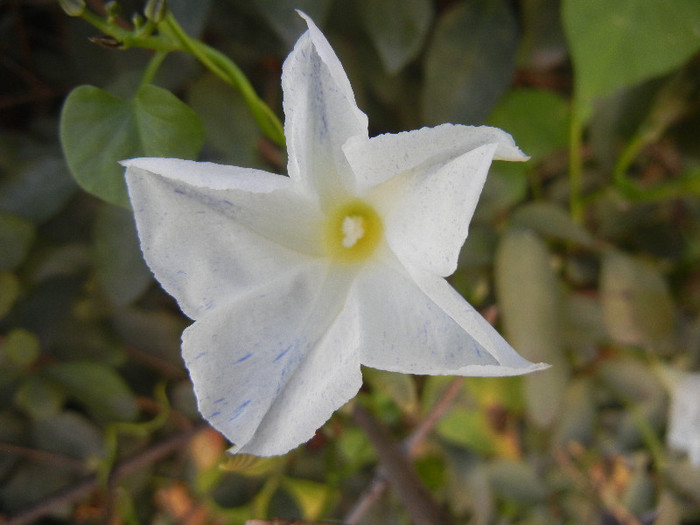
[123,13,546,456]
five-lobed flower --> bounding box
[123,12,547,457]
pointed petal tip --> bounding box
[454,361,550,377]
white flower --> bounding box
[123,13,546,456]
[668,372,700,466]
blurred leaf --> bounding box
[598,357,666,447]
[599,356,665,404]
[60,84,205,207]
[363,368,417,415]
[665,459,700,502]
[562,292,607,356]
[357,0,433,74]
[510,202,594,246]
[0,156,76,223]
[423,0,518,125]
[495,229,570,427]
[589,78,664,171]
[1,328,40,369]
[43,361,139,422]
[445,452,494,519]
[337,426,375,471]
[474,163,528,222]
[0,272,20,319]
[518,0,567,69]
[0,461,75,514]
[281,477,330,520]
[436,408,497,455]
[622,458,656,516]
[485,459,547,503]
[169,0,213,37]
[552,378,595,446]
[600,250,675,348]
[111,307,185,365]
[94,204,152,306]
[465,376,524,413]
[29,243,92,284]
[253,0,333,48]
[220,454,279,476]
[187,74,266,169]
[15,376,65,419]
[562,0,700,101]
[32,410,105,461]
[0,210,35,272]
[489,89,570,162]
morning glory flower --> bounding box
[123,13,546,456]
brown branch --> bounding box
[351,405,454,525]
[344,377,464,524]
[2,423,207,525]
[0,442,87,472]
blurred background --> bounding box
[1,0,699,523]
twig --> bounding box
[2,423,207,525]
[351,405,454,525]
[344,377,464,524]
[0,442,87,472]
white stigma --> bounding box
[341,215,365,248]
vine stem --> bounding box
[3,423,207,525]
[344,376,465,524]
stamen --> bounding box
[341,215,365,248]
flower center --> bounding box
[324,200,382,263]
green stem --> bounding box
[162,13,285,147]
[80,9,174,52]
[139,50,168,87]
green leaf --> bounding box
[423,0,518,124]
[495,229,570,427]
[436,408,497,455]
[474,163,528,222]
[488,89,570,162]
[0,272,20,319]
[552,378,595,446]
[509,202,594,246]
[485,459,547,503]
[0,210,35,272]
[32,411,105,460]
[1,329,40,369]
[0,155,76,223]
[15,376,65,419]
[60,84,205,207]
[94,204,152,306]
[187,74,266,168]
[600,250,675,347]
[363,367,418,415]
[281,477,330,520]
[357,0,433,74]
[43,361,139,422]
[562,0,700,101]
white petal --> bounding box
[282,13,368,203]
[369,143,499,277]
[344,123,527,191]
[355,258,546,376]
[410,265,548,374]
[183,263,362,456]
[125,160,323,319]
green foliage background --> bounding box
[1,0,700,523]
